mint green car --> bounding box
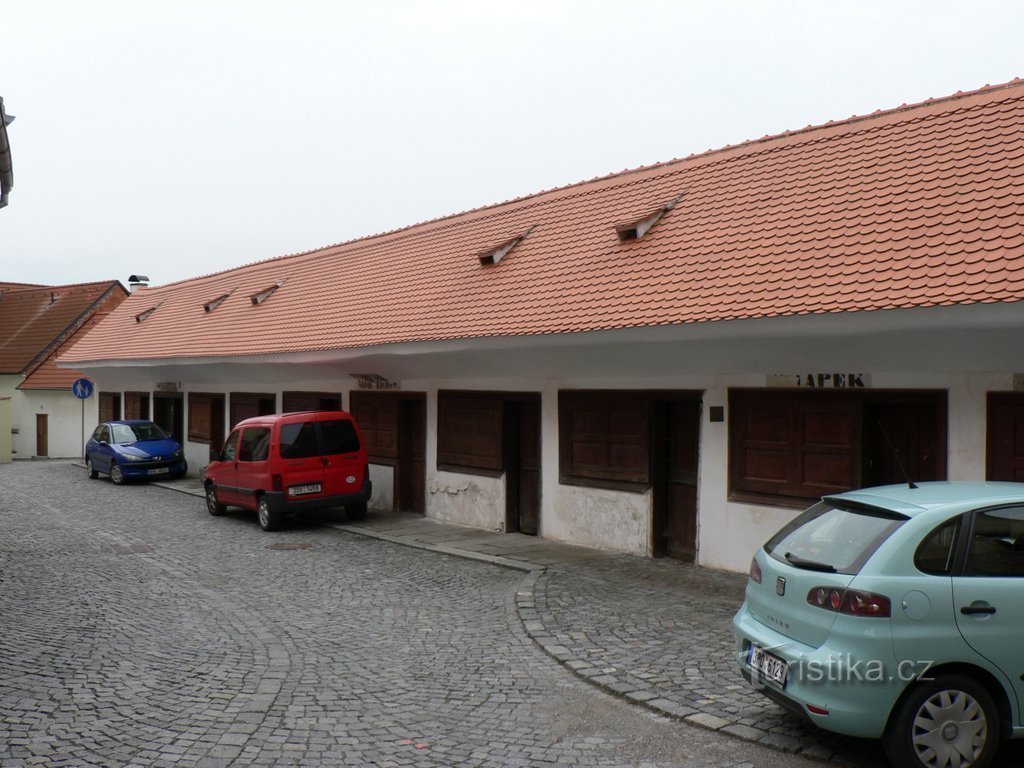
[733,482,1024,768]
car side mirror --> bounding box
[99,440,109,446]
[209,447,220,462]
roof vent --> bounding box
[204,289,234,313]
[478,226,534,267]
[49,291,58,305]
[135,302,162,323]
[250,281,284,306]
[615,195,683,242]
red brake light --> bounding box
[749,557,763,584]
[807,587,890,618]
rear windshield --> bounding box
[765,501,907,575]
[321,419,360,455]
[279,419,361,459]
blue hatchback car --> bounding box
[733,482,1024,768]
[85,420,187,484]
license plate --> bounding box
[746,643,788,687]
[288,483,322,497]
[147,467,170,476]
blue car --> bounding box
[85,420,187,484]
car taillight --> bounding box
[749,557,763,584]
[271,473,283,492]
[807,587,891,618]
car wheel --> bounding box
[257,496,280,531]
[205,483,226,516]
[883,674,1000,768]
[110,463,125,485]
[86,458,99,479]
[346,501,368,521]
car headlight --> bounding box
[122,454,145,462]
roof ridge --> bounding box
[2,279,122,294]
[146,76,1024,291]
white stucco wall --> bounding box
[0,375,99,459]
[75,362,1022,573]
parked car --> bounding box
[733,482,1024,768]
[86,420,187,484]
[203,410,371,531]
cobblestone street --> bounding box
[3,461,1023,767]
[1,461,816,768]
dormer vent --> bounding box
[615,195,684,242]
[478,226,534,267]
[250,281,284,306]
[204,289,234,313]
[49,292,57,305]
[135,302,162,323]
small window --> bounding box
[280,421,319,459]
[239,427,271,462]
[96,426,110,443]
[559,391,649,488]
[615,195,682,242]
[915,517,963,575]
[437,393,503,473]
[221,430,240,462]
[135,303,161,323]
[250,282,283,305]
[478,227,533,267]
[964,507,1024,577]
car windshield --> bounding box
[110,423,169,444]
[765,500,907,575]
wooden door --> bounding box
[397,398,426,514]
[505,399,541,535]
[36,414,48,457]
[653,400,700,561]
[153,394,184,442]
[987,393,1024,481]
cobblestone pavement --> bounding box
[1,461,822,768]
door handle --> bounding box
[960,604,997,616]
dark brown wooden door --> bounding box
[863,401,942,486]
[987,393,1024,481]
[653,400,700,561]
[397,398,426,514]
[505,399,541,535]
[124,392,149,420]
[36,414,48,457]
[153,394,184,442]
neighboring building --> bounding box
[61,80,1024,572]
[1,281,128,458]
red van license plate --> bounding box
[288,483,322,497]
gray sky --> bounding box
[2,1,1022,287]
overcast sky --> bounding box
[2,1,1022,287]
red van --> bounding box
[203,410,372,531]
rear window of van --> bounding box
[279,419,361,459]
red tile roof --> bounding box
[0,281,126,382]
[62,80,1024,364]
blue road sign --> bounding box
[71,378,94,399]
